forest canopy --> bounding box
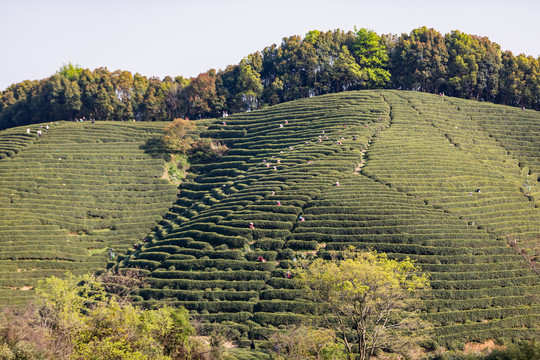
[1,26,539,130]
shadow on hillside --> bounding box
[140,138,171,161]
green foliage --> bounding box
[236,60,263,111]
[389,26,448,92]
[57,63,83,81]
[164,153,189,184]
[162,118,197,153]
[332,45,365,91]
[352,28,391,88]
[1,273,206,360]
[266,326,345,360]
[168,160,184,183]
[188,138,229,164]
[294,250,431,359]
[445,31,502,100]
[183,71,224,118]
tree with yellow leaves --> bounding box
[294,250,431,360]
[161,118,197,154]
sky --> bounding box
[1,0,539,92]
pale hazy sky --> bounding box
[1,0,539,91]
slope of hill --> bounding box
[363,92,540,267]
[0,121,177,304]
[117,90,539,346]
[1,91,538,347]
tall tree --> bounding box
[352,28,391,88]
[132,73,149,120]
[112,70,135,120]
[64,79,82,120]
[332,45,365,91]
[445,31,478,97]
[307,29,357,95]
[475,36,502,101]
[93,84,114,120]
[444,30,502,100]
[164,76,190,119]
[216,65,240,112]
[184,71,222,118]
[389,27,448,93]
[504,54,540,109]
[260,44,283,105]
[78,69,96,118]
[294,250,431,360]
[0,80,42,128]
[235,59,263,111]
[275,35,308,100]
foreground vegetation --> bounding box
[0,268,537,359]
[0,272,215,359]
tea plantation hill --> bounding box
[118,90,540,347]
[1,90,539,347]
[0,121,178,304]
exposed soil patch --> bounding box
[464,339,503,354]
[354,149,367,174]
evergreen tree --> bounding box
[352,27,391,88]
[389,27,448,93]
[235,59,263,111]
[332,45,365,91]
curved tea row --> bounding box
[0,122,177,303]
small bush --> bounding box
[189,138,229,164]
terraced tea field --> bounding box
[117,91,539,346]
[0,121,177,304]
[1,91,538,346]
[363,92,540,269]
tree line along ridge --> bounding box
[1,27,539,131]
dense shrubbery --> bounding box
[0,273,214,360]
[189,138,229,164]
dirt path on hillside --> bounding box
[354,149,367,174]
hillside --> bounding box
[118,90,539,346]
[0,90,539,347]
[0,121,177,304]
